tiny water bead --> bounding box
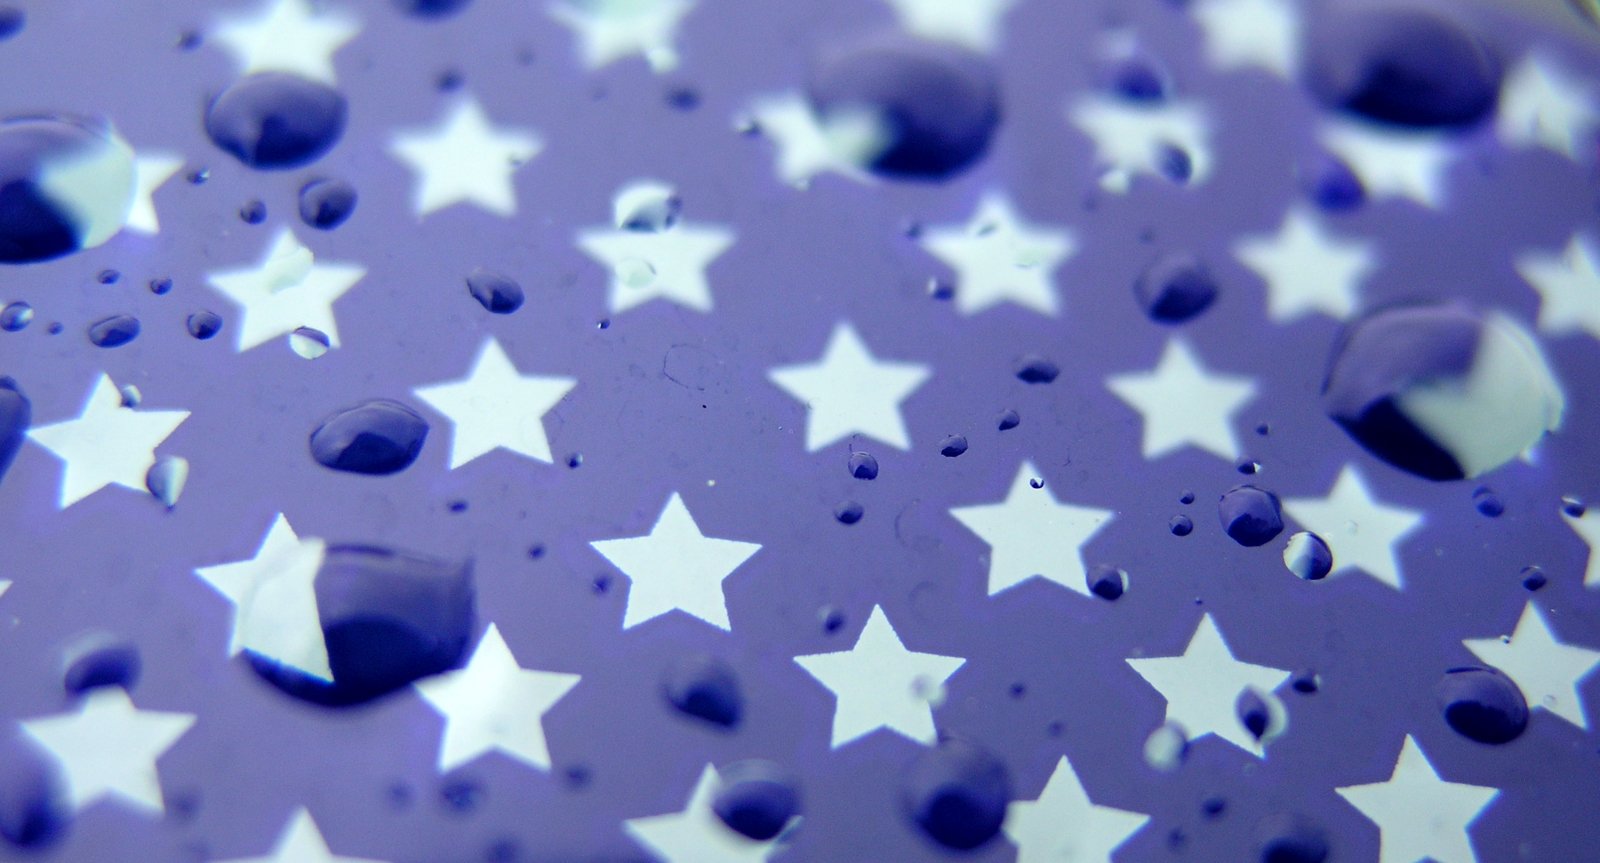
[661,654,743,729]
[186,310,222,340]
[298,178,357,230]
[87,314,139,348]
[712,761,801,841]
[1218,486,1284,547]
[1282,532,1334,581]
[466,268,525,314]
[1254,814,1330,863]
[1014,355,1058,384]
[1520,566,1547,591]
[1105,54,1169,102]
[939,435,968,457]
[96,269,119,285]
[996,409,1019,430]
[1435,666,1529,744]
[1302,153,1366,212]
[0,115,136,262]
[148,277,172,295]
[819,606,846,634]
[1473,486,1504,518]
[926,277,954,300]
[0,378,29,484]
[60,633,141,695]
[1236,458,1260,475]
[309,400,429,476]
[205,73,348,169]
[1087,564,1128,601]
[238,199,267,224]
[833,501,863,525]
[1169,515,1193,537]
[847,451,879,480]
[118,384,141,408]
[1179,491,1195,505]
[0,301,31,331]
[144,456,188,508]
[900,738,1010,851]
[1134,253,1217,324]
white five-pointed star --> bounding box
[1106,339,1256,462]
[590,493,761,630]
[794,605,965,748]
[918,192,1077,316]
[1335,736,1498,863]
[1191,0,1301,77]
[1321,122,1455,209]
[1564,506,1600,588]
[19,688,195,816]
[212,0,359,84]
[767,323,931,452]
[1282,466,1424,590]
[1126,614,1291,756]
[742,92,877,189]
[1465,603,1600,731]
[1498,53,1600,160]
[26,374,189,509]
[207,228,366,352]
[950,462,1115,597]
[1235,206,1376,322]
[1005,756,1150,863]
[413,623,581,772]
[576,220,735,314]
[1068,96,1213,191]
[625,764,794,863]
[124,153,183,235]
[389,98,542,218]
[1516,233,1600,341]
[882,0,1018,52]
[218,808,388,863]
[413,338,576,470]
[547,0,696,73]
[194,513,332,681]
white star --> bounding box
[194,513,332,681]
[123,153,183,235]
[1106,339,1256,462]
[413,338,576,470]
[1321,121,1455,208]
[1068,96,1213,190]
[1191,0,1301,78]
[742,92,877,189]
[26,374,189,510]
[413,623,580,772]
[1335,736,1498,863]
[1126,614,1291,756]
[1005,756,1150,863]
[1235,206,1376,322]
[794,605,965,748]
[1564,506,1600,588]
[882,0,1018,52]
[950,461,1115,597]
[918,192,1076,316]
[1464,603,1600,730]
[1498,53,1600,161]
[207,228,365,352]
[767,323,931,452]
[389,98,542,218]
[212,0,359,84]
[1282,466,1424,590]
[1516,233,1600,341]
[217,808,388,863]
[19,688,195,816]
[590,493,761,630]
[547,0,696,73]
[576,221,734,314]
[625,764,794,863]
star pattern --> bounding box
[1498,53,1600,160]
[1106,339,1256,462]
[950,461,1115,597]
[794,605,965,748]
[882,0,1018,52]
[207,228,366,352]
[1126,614,1291,756]
[767,323,931,452]
[26,373,190,509]
[1320,121,1455,209]
[1464,602,1600,731]
[389,98,543,218]
[1563,505,1600,588]
[194,513,332,681]
[743,92,877,189]
[1335,736,1498,863]
[1191,0,1301,78]
[20,688,196,816]
[547,0,697,73]
[1282,466,1425,590]
[590,493,762,630]
[217,808,388,863]
[1068,96,1213,191]
[413,338,577,470]
[124,152,183,235]
[624,765,793,862]
[1235,206,1376,322]
[211,0,359,84]
[576,220,735,313]
[918,192,1076,316]
[1516,232,1600,341]
[1005,756,1150,863]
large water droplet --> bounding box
[1218,485,1284,547]
[309,400,429,476]
[660,654,743,729]
[900,738,1010,851]
[1435,665,1528,744]
[205,74,348,169]
[0,116,135,262]
[86,314,139,348]
[1134,253,1217,324]
[298,178,357,230]
[0,378,28,484]
[1282,532,1333,581]
[465,268,525,315]
[60,633,141,695]
[712,761,800,841]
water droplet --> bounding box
[1179,491,1195,505]
[1562,496,1586,518]
[1105,55,1169,102]
[1144,722,1188,771]
[1157,144,1193,183]
[1087,564,1128,601]
[939,434,968,457]
[996,409,1019,430]
[1290,670,1320,694]
[289,326,330,359]
[465,268,525,315]
[1235,688,1288,745]
[1029,477,1044,489]
[1218,485,1284,547]
[187,167,209,185]
[614,257,657,290]
[0,378,28,484]
[435,68,463,92]
[0,6,24,41]
[44,322,59,335]
[713,761,801,841]
[238,199,267,224]
[439,778,482,814]
[144,455,188,508]
[1014,355,1059,384]
[847,451,879,480]
[613,180,682,232]
[205,73,348,169]
[96,269,119,285]
[60,633,141,695]
[808,38,1000,181]
[1435,665,1528,744]
[86,314,139,348]
[1169,515,1193,537]
[666,87,700,111]
[118,385,141,407]
[927,277,955,301]
[1134,253,1217,324]
[1304,6,1500,128]
[1323,305,1564,480]
[1253,813,1329,863]
[0,302,32,331]
[186,310,222,340]
[833,500,863,525]
[1201,796,1227,818]
[148,277,173,295]
[0,116,135,262]
[0,734,69,849]
[298,178,357,230]
[661,654,743,729]
[566,452,583,469]
[1236,458,1261,475]
[446,500,467,514]
[1282,532,1334,581]
[900,738,1010,851]
[1472,486,1504,518]
[1303,153,1365,212]
[310,400,429,476]
[393,0,473,18]
[1520,565,1546,591]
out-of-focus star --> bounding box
[123,153,183,235]
[547,0,697,73]
[1068,96,1213,191]
[768,323,931,452]
[590,493,761,630]
[194,513,332,681]
[212,0,359,84]
[217,808,389,863]
[26,373,189,509]
[1191,0,1301,78]
[413,338,576,470]
[1321,121,1455,208]
[20,688,195,816]
[207,228,365,352]
[1335,736,1498,863]
[389,98,542,218]
[1282,465,1424,590]
[1516,232,1600,341]
[919,191,1076,316]
[742,92,877,189]
[624,764,794,862]
[950,461,1115,596]
[576,221,734,313]
[1005,756,1150,862]
[1235,206,1375,322]
[1106,339,1256,462]
[882,0,1018,52]
[1127,614,1291,756]
[1464,602,1600,730]
[1498,53,1600,160]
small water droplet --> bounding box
[1134,253,1217,324]
[833,500,863,525]
[661,654,743,729]
[1144,723,1188,771]
[0,116,135,262]
[186,310,222,340]
[1435,665,1529,744]
[613,180,682,232]
[439,778,482,814]
[819,606,846,634]
[118,385,141,407]
[298,178,357,230]
[289,326,330,359]
[435,68,464,91]
[145,455,188,508]
[96,269,120,285]
[1028,477,1044,489]
[996,409,1019,430]
[1169,515,1193,537]
[61,633,141,695]
[1218,485,1284,547]
[0,301,32,331]
[1253,814,1330,863]
[465,268,525,314]
[1201,796,1227,819]
[927,277,955,300]
[847,451,879,480]
[1087,564,1128,601]
[148,278,173,295]
[238,199,267,224]
[714,761,800,841]
[87,314,139,348]
[1236,458,1261,475]
[1179,491,1195,505]
[1235,688,1288,745]
[1520,565,1546,591]
[1014,355,1059,384]
[939,434,968,457]
[1562,496,1586,518]
[666,87,700,111]
[1282,532,1334,581]
[0,6,25,41]
[1290,669,1320,694]
[900,738,1009,850]
[1472,486,1504,517]
[566,452,583,469]
[187,168,209,184]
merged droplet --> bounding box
[0,115,135,262]
[86,314,139,348]
[205,74,348,169]
[0,734,68,849]
[712,761,800,841]
[309,400,429,476]
[1282,532,1333,581]
[1218,486,1284,547]
[1134,253,1217,324]
[660,654,743,729]
[0,301,29,331]
[298,178,357,230]
[0,377,29,483]
[465,268,525,315]
[900,738,1010,851]
[1434,665,1528,744]
[60,633,141,695]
